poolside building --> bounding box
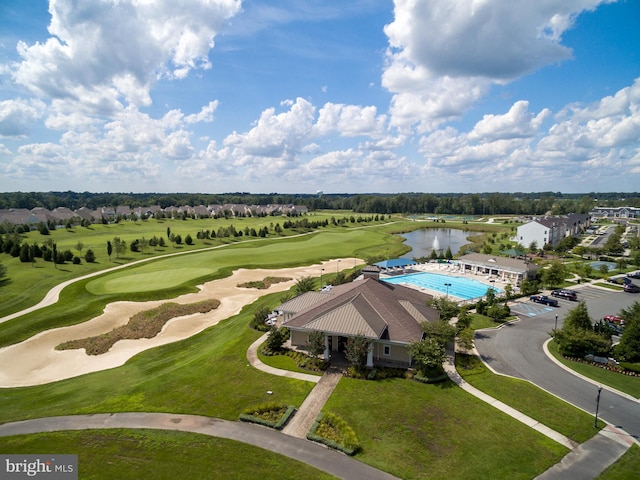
[456,253,539,287]
[279,271,439,368]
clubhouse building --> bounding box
[279,267,439,368]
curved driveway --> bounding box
[474,285,640,443]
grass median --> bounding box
[456,354,602,443]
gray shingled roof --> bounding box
[458,253,537,273]
[282,277,438,344]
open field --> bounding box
[0,292,314,423]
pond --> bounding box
[399,228,471,258]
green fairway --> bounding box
[0,214,418,318]
[0,430,338,480]
[86,267,213,294]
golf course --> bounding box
[0,213,635,479]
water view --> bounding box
[400,228,471,258]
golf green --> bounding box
[86,267,213,294]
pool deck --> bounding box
[380,262,509,301]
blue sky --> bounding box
[0,0,638,194]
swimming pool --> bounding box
[383,272,501,300]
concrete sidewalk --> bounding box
[282,366,343,438]
[535,425,634,480]
[246,333,321,383]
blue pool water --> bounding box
[590,261,616,270]
[383,272,501,300]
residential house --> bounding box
[590,206,640,220]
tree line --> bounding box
[1,191,639,215]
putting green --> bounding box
[86,267,213,294]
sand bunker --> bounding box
[0,259,361,388]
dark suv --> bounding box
[624,283,640,293]
[551,289,578,301]
[529,295,559,307]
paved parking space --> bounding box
[510,301,556,317]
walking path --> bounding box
[0,413,399,480]
[535,425,635,480]
[246,333,344,438]
[443,351,577,449]
[282,366,343,438]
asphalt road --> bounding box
[474,285,640,442]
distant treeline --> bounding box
[1,191,639,215]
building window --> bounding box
[383,345,391,356]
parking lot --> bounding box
[510,284,639,322]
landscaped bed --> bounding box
[238,402,296,430]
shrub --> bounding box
[307,412,360,455]
[249,305,273,331]
[84,249,96,263]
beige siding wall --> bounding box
[290,330,308,348]
[373,342,411,365]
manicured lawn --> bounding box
[257,348,323,376]
[0,429,338,480]
[547,341,640,399]
[456,354,602,443]
[0,294,314,424]
[322,377,568,480]
[470,312,514,330]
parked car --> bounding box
[529,295,559,307]
[551,289,578,301]
[627,271,640,279]
[603,315,623,325]
[605,322,623,335]
[624,283,640,293]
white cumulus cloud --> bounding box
[382,0,614,131]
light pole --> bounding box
[594,385,602,428]
[320,268,324,289]
[444,282,451,298]
[554,314,558,331]
[337,259,341,274]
